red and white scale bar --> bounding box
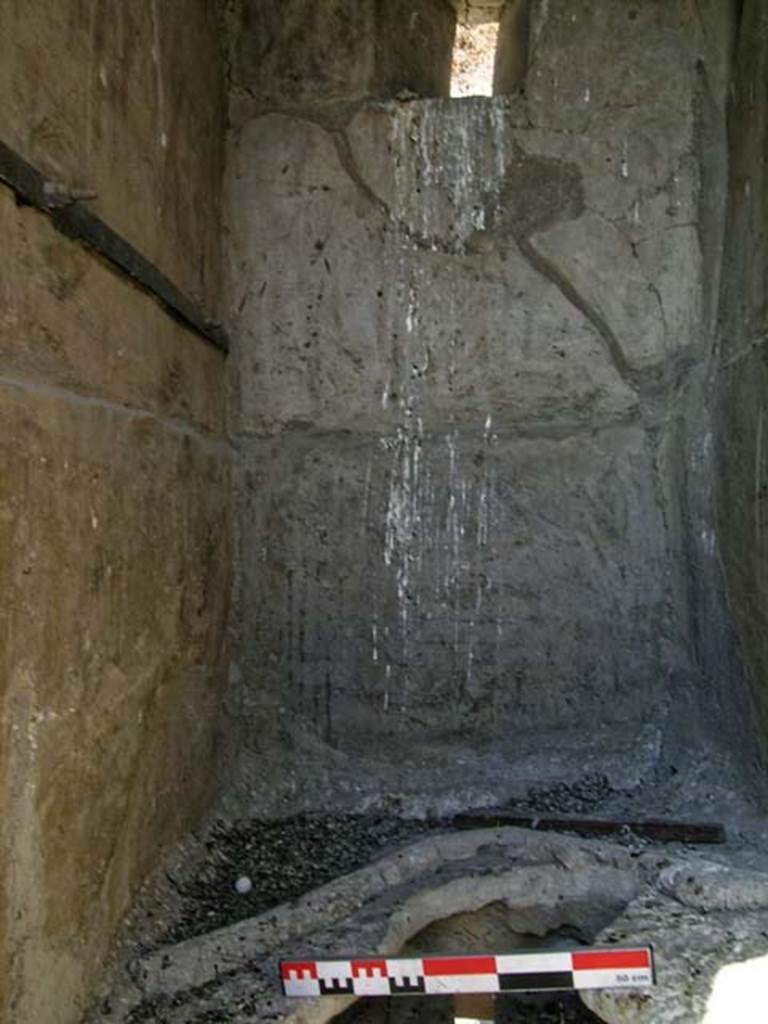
[281,947,654,998]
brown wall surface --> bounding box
[0,0,225,308]
[0,3,229,1023]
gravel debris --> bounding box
[510,774,619,815]
[157,814,433,945]
[147,777,621,948]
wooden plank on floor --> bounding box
[450,810,726,844]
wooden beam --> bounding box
[450,809,726,844]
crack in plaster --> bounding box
[0,373,229,452]
[231,409,646,448]
[721,335,768,369]
[331,129,392,219]
[333,125,481,257]
[286,112,685,412]
[513,233,636,389]
[647,280,670,354]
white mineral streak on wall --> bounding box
[383,266,423,711]
[492,102,508,181]
[621,139,630,179]
[384,662,391,711]
[755,407,764,549]
[391,99,514,253]
[371,621,379,664]
[478,416,494,549]
[361,455,372,537]
[380,100,509,713]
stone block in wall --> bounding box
[493,0,530,95]
[525,1,696,134]
[373,0,457,101]
[225,0,732,817]
[232,423,676,813]
[228,86,703,436]
[231,0,456,107]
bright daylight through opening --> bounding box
[450,17,499,96]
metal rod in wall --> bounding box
[0,140,229,354]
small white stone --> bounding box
[234,875,252,895]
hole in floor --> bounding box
[336,995,603,1023]
[331,904,609,1023]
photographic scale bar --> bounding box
[280,946,655,998]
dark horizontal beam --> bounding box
[451,809,726,844]
[0,140,229,354]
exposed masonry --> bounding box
[331,119,646,401]
[231,99,698,431]
[221,0,746,820]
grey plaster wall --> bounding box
[227,0,456,111]
[226,0,743,814]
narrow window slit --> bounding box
[450,1,530,99]
[450,5,501,97]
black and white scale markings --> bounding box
[281,947,655,998]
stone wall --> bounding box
[0,3,229,1023]
[717,0,768,766]
[227,0,456,112]
[226,0,741,815]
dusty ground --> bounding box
[338,992,602,1023]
